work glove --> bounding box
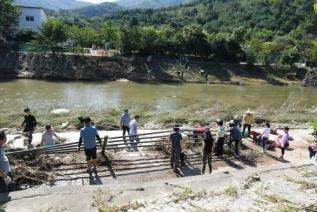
[4,176,11,185]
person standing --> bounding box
[169,126,183,172]
[41,125,59,147]
[279,127,290,160]
[120,109,131,142]
[202,128,213,174]
[129,115,140,151]
[308,143,317,164]
[229,121,242,158]
[0,131,13,193]
[21,108,37,145]
[78,117,102,174]
[261,122,271,153]
[242,109,254,137]
[215,119,225,158]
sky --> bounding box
[80,0,116,3]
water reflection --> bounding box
[0,80,316,114]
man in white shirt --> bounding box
[129,115,140,151]
[261,122,270,153]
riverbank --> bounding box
[0,53,308,85]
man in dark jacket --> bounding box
[21,108,37,145]
[169,126,183,172]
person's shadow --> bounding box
[89,172,103,185]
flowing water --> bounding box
[0,79,317,114]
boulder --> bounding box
[51,109,70,114]
[303,68,317,87]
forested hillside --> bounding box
[116,0,192,9]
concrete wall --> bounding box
[18,7,47,31]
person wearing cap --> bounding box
[21,108,37,145]
[0,131,13,193]
[78,117,102,174]
[229,121,242,158]
[242,109,254,137]
[41,125,59,147]
[129,115,140,151]
[169,125,183,172]
[202,128,214,174]
[120,109,131,142]
[215,119,225,158]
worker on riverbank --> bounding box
[0,131,13,193]
[260,122,271,153]
[169,125,183,173]
[215,119,225,158]
[279,127,290,160]
[41,125,59,147]
[78,117,102,174]
[202,128,213,174]
[129,115,140,151]
[229,121,242,158]
[242,109,254,137]
[308,143,317,164]
[120,109,131,142]
[21,108,37,145]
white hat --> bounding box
[245,108,254,114]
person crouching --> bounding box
[78,117,102,174]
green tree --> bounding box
[139,26,158,55]
[0,0,19,45]
[182,25,211,57]
[100,21,121,49]
[34,18,68,55]
[68,25,97,54]
[120,27,141,54]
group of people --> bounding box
[0,107,316,193]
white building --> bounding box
[17,6,47,31]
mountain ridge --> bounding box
[14,0,92,10]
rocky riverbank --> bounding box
[0,53,310,85]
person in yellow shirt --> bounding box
[242,109,254,137]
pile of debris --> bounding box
[9,154,63,190]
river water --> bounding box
[0,79,317,114]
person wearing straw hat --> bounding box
[169,125,183,172]
[78,117,102,174]
[242,109,255,137]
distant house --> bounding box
[17,6,47,31]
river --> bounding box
[0,79,317,115]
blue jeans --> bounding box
[261,137,268,150]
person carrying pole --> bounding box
[201,128,213,174]
[242,109,254,137]
[78,117,102,174]
[120,109,130,142]
[0,131,13,193]
[169,125,183,173]
[21,108,37,145]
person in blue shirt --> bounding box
[78,117,102,174]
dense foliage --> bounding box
[0,0,19,45]
[8,0,317,66]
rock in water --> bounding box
[51,109,70,114]
[303,69,317,87]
